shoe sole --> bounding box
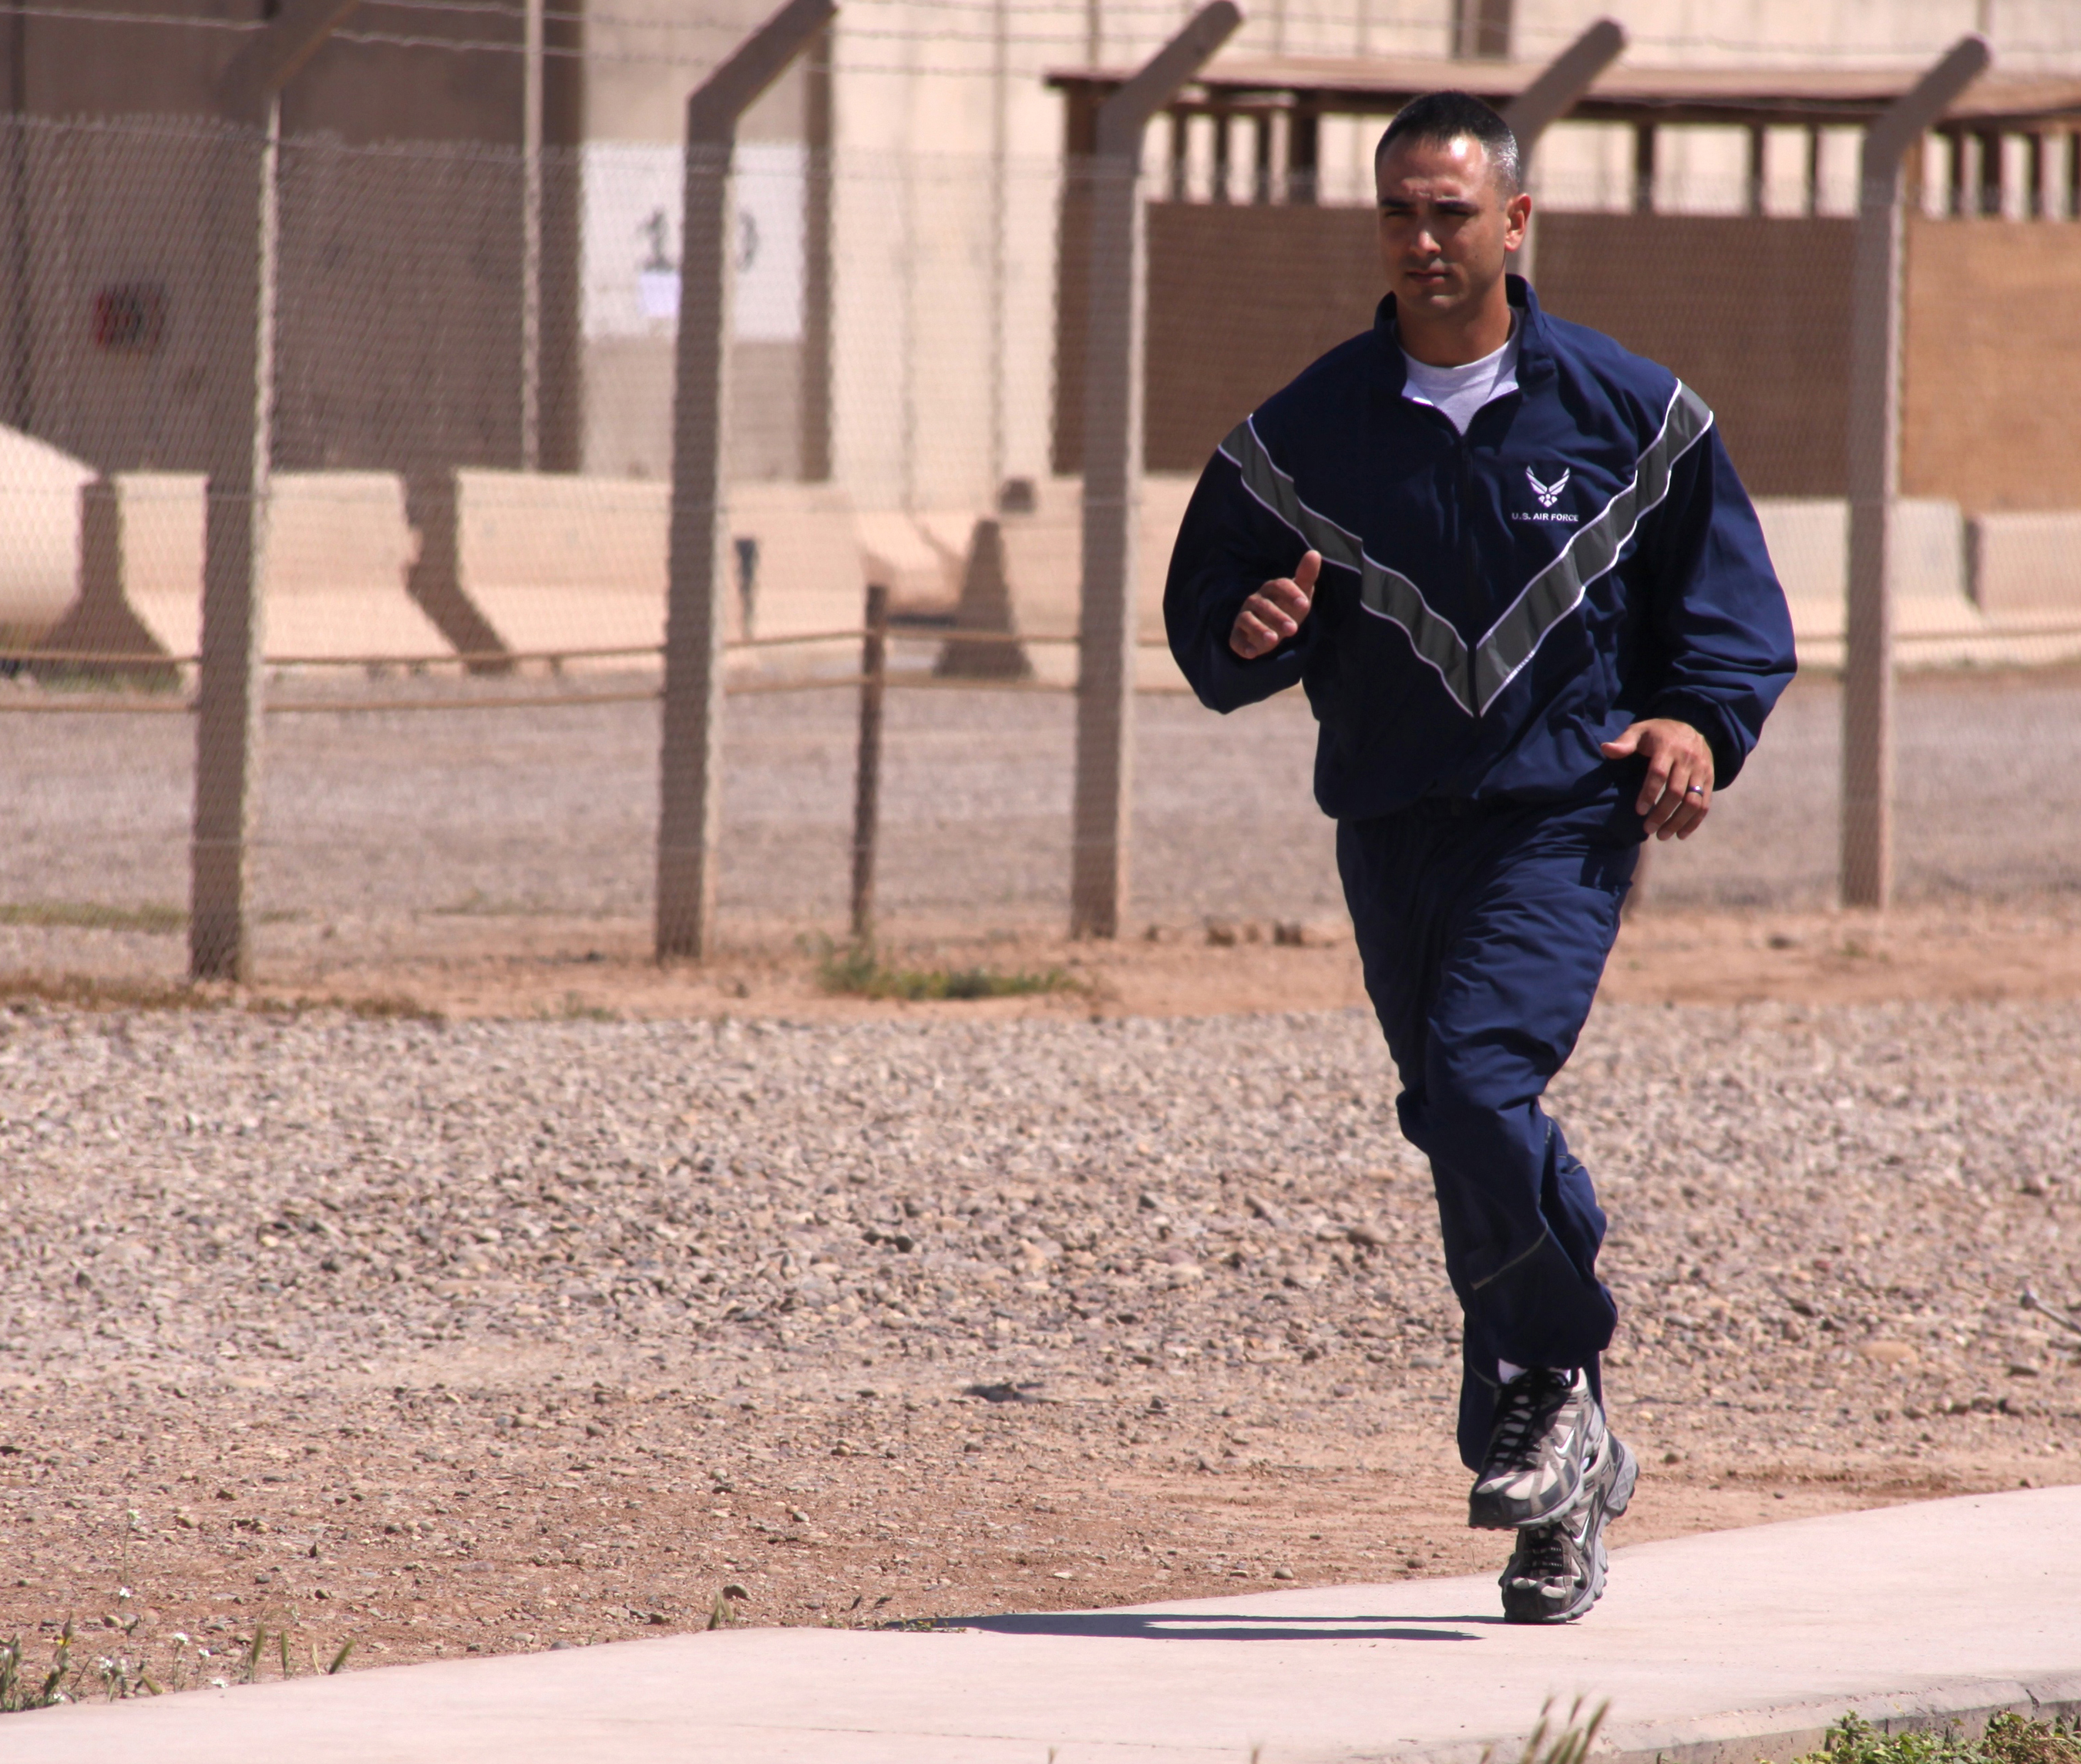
[1501,1531,1608,1624]
[1498,1439,1635,1625]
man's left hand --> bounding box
[1600,718,1714,841]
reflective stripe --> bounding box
[1217,379,1716,719]
[1471,381,1714,714]
[1219,415,1477,714]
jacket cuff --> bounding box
[1199,634,1306,710]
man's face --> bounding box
[1374,133,1530,323]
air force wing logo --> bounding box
[1511,466,1578,525]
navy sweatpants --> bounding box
[1336,791,1639,1472]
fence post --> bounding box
[799,21,835,483]
[1068,1,1242,941]
[1501,18,1625,287]
[1840,35,1990,909]
[190,0,361,983]
[520,0,544,472]
[850,582,889,942]
[655,0,838,962]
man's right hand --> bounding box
[1229,550,1321,660]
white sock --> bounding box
[1498,1359,1528,1383]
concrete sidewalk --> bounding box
[7,1487,2079,1764]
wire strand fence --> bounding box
[4,60,2081,987]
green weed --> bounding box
[0,973,443,1023]
[0,1620,171,1710]
[22,662,183,697]
[815,939,1078,1003]
[1770,1714,2081,1764]
[0,974,208,1013]
[0,1622,76,1711]
[0,1614,359,1712]
[1489,1698,1609,1764]
[0,901,185,935]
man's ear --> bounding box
[1504,190,1532,254]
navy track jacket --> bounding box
[1164,278,1797,822]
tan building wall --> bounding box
[12,0,2079,523]
[1541,214,2081,512]
[1057,200,1383,478]
[1069,207,1861,495]
[1071,202,2079,516]
[1901,215,2081,512]
[1533,214,1854,499]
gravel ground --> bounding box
[3,669,2081,987]
[0,995,2076,1678]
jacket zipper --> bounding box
[1456,427,1481,622]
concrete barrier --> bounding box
[21,453,2081,687]
[38,470,448,670]
[40,472,206,671]
[1968,511,2081,619]
[452,469,673,669]
[1746,496,2081,668]
[452,472,885,674]
[853,509,970,615]
[990,475,1196,690]
[266,473,448,663]
[0,425,97,640]
[735,482,884,674]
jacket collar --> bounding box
[1373,274,1556,392]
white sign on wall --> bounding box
[582,140,805,343]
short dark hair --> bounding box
[1376,90,1521,193]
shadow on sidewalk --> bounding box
[931,1611,1491,1642]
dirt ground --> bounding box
[21,891,2079,1023]
[2,904,2079,1690]
[300,893,2081,1019]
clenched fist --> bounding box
[1230,550,1321,660]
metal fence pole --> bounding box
[1501,18,1625,288]
[1068,0,1241,941]
[520,0,544,472]
[1840,35,1990,909]
[190,0,361,983]
[799,21,835,482]
[655,0,838,962]
[850,582,889,943]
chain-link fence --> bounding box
[4,50,2081,989]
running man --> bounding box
[1165,92,1795,1622]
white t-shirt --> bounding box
[1400,321,1520,435]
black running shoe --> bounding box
[1498,1434,1636,1624]
[1467,1366,1608,1530]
